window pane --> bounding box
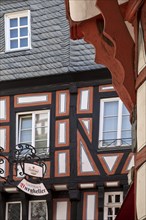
[10,29,18,38]
[122,130,131,139]
[108,208,113,215]
[35,127,48,140]
[115,195,120,203]
[20,38,28,47]
[121,131,132,145]
[35,113,48,128]
[20,130,32,142]
[20,16,28,26]
[7,203,21,220]
[122,115,131,130]
[108,217,113,220]
[10,39,18,49]
[103,117,118,132]
[30,201,47,220]
[103,131,117,141]
[104,101,118,116]
[20,27,28,37]
[10,18,18,27]
[108,195,114,203]
[35,140,47,154]
[115,207,120,215]
[102,101,118,145]
[21,117,32,129]
[122,105,129,115]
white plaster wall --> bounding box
[69,0,128,22]
[0,100,6,120]
[0,128,6,149]
[69,0,100,22]
[136,162,146,220]
[56,201,67,220]
[137,81,146,152]
[86,195,96,220]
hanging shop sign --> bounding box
[23,162,43,178]
[17,179,48,196]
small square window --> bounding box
[5,10,31,52]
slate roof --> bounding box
[0,0,104,82]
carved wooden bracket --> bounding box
[65,0,137,114]
[94,0,136,113]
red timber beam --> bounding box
[65,0,141,114]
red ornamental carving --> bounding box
[65,0,145,114]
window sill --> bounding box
[97,145,132,153]
[5,47,32,54]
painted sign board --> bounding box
[18,179,48,196]
[24,163,43,178]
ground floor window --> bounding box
[29,200,48,220]
[104,192,123,220]
[5,202,22,220]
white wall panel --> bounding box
[58,153,66,174]
[18,95,48,104]
[137,162,146,220]
[56,201,67,220]
[86,195,96,220]
[59,93,66,113]
[0,100,6,120]
[80,90,89,110]
[0,128,6,149]
[137,81,146,151]
[58,122,66,144]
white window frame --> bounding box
[104,192,123,220]
[99,97,131,147]
[5,10,31,52]
[5,201,22,220]
[28,200,48,220]
[16,110,50,155]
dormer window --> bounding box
[5,10,31,52]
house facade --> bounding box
[0,0,134,219]
[64,0,146,220]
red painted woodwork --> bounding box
[121,153,134,174]
[98,153,123,175]
[135,146,146,170]
[0,126,10,152]
[0,96,10,123]
[136,1,146,89]
[115,183,134,220]
[126,0,144,22]
[65,0,136,114]
[77,131,100,176]
[136,69,146,89]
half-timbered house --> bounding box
[0,0,134,219]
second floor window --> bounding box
[16,110,50,155]
[5,10,31,52]
[99,98,132,147]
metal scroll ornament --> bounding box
[0,147,9,181]
[15,143,47,178]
